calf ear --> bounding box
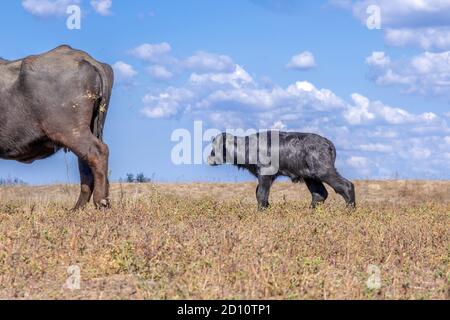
[225,134,235,150]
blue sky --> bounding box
[1,0,450,184]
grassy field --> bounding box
[0,180,449,300]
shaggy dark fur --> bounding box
[208,132,356,210]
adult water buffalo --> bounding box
[208,131,356,210]
[0,45,114,209]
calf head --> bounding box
[208,133,235,166]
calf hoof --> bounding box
[346,202,356,213]
[346,202,356,210]
[310,202,324,209]
[310,203,326,213]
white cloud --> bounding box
[22,0,80,17]
[385,27,450,50]
[445,136,450,144]
[343,94,375,125]
[272,121,287,130]
[351,0,450,28]
[335,2,450,99]
[129,43,172,62]
[287,51,317,70]
[347,156,369,168]
[91,0,112,16]
[129,44,236,77]
[140,60,440,135]
[140,63,345,131]
[182,51,235,72]
[334,0,450,50]
[373,70,414,87]
[365,52,391,68]
[146,65,343,128]
[344,93,438,125]
[286,81,344,110]
[142,88,194,119]
[147,65,174,81]
[366,51,450,96]
[189,65,254,89]
[112,61,137,82]
[359,143,393,153]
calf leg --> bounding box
[322,171,356,208]
[304,178,328,208]
[73,159,94,210]
[256,175,275,210]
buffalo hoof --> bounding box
[96,199,110,210]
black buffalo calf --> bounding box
[208,131,356,210]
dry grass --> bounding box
[0,180,449,300]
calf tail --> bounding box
[93,63,114,141]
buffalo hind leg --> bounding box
[256,175,275,210]
[73,159,94,210]
[304,178,328,209]
[57,131,110,209]
[322,171,356,208]
[83,137,110,209]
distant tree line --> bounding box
[0,177,27,186]
[124,173,152,183]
